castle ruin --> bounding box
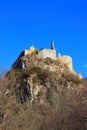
[19,42,73,71]
[38,41,56,60]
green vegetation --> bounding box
[32,48,38,54]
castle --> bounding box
[19,41,56,60]
[16,41,82,79]
[20,42,73,71]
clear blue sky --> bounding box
[0,0,87,78]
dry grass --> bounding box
[0,67,87,130]
[62,72,81,85]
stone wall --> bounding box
[38,49,56,60]
[57,55,73,70]
[18,46,36,59]
[24,50,30,56]
[24,46,35,56]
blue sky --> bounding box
[0,0,87,78]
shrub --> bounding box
[32,49,38,54]
[62,73,81,85]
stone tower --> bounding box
[51,41,55,50]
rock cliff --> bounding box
[0,45,86,130]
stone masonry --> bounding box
[38,49,56,60]
[57,55,73,70]
[24,46,35,56]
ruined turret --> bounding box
[51,41,55,50]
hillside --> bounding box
[0,46,87,130]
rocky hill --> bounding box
[0,46,87,130]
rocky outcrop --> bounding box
[0,44,86,130]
